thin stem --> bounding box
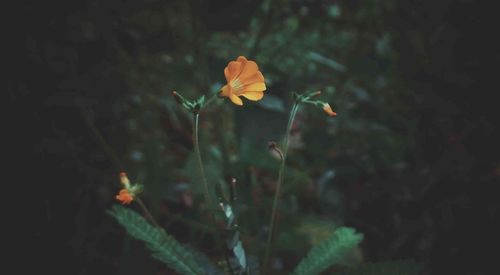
[193,113,215,211]
[136,197,161,228]
[263,102,300,273]
[79,106,123,171]
[193,113,234,274]
[204,92,220,108]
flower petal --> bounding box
[238,60,259,81]
[220,85,231,97]
[225,61,242,82]
[240,71,264,86]
[116,189,134,204]
[229,94,243,106]
[241,91,264,101]
[242,82,266,93]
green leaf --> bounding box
[291,227,364,275]
[108,205,214,275]
[183,245,225,275]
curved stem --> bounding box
[263,103,300,273]
[193,113,214,211]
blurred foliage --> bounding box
[110,0,413,265]
[106,0,420,273]
[15,0,500,274]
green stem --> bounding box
[193,112,234,274]
[193,113,215,214]
[204,92,219,108]
[263,103,300,273]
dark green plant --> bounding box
[108,205,211,275]
[291,227,363,275]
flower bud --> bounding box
[120,172,131,188]
[322,103,337,117]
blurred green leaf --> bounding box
[291,227,364,275]
[108,205,214,275]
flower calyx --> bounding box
[172,91,205,114]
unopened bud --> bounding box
[308,91,322,99]
[120,172,131,188]
[322,103,337,117]
[172,91,183,105]
[268,141,284,161]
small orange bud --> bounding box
[322,103,337,117]
[116,189,134,204]
[119,172,130,187]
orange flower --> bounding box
[116,189,134,204]
[322,103,337,117]
[220,56,266,106]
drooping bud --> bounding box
[268,141,284,161]
[322,103,337,117]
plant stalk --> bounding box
[204,92,219,108]
[193,113,235,275]
[263,103,300,273]
[136,197,161,228]
[193,113,215,212]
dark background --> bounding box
[8,0,500,274]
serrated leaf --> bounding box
[291,227,364,275]
[108,205,216,275]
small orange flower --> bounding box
[322,103,337,117]
[116,189,134,204]
[220,56,266,106]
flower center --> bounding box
[229,78,244,92]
